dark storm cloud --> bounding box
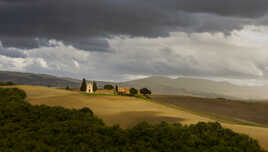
[0,0,268,49]
[1,37,40,49]
[0,37,111,52]
[0,42,26,58]
[176,0,268,18]
[62,38,112,52]
[0,0,178,38]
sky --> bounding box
[1,0,268,85]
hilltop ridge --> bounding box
[1,71,268,100]
[121,76,268,100]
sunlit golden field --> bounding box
[4,85,268,150]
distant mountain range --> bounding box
[0,71,116,88]
[120,76,268,101]
[0,71,82,88]
[1,71,268,100]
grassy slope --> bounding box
[152,95,268,127]
[4,85,268,150]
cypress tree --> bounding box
[65,85,71,90]
[80,78,87,91]
[93,81,98,93]
[115,85,119,94]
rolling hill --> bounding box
[0,71,114,88]
[2,85,268,150]
[1,71,268,100]
[0,71,81,88]
[121,76,268,100]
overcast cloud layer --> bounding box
[1,0,268,49]
[1,0,268,85]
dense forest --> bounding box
[0,88,266,152]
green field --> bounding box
[3,85,268,150]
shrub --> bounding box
[65,85,71,90]
[140,88,152,96]
[130,88,138,95]
[0,81,15,86]
[0,88,27,100]
[79,107,94,116]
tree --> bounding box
[65,86,71,90]
[130,88,138,96]
[80,78,87,91]
[104,84,114,90]
[93,81,98,93]
[140,88,152,96]
[6,81,15,85]
[0,81,15,86]
[115,85,119,94]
